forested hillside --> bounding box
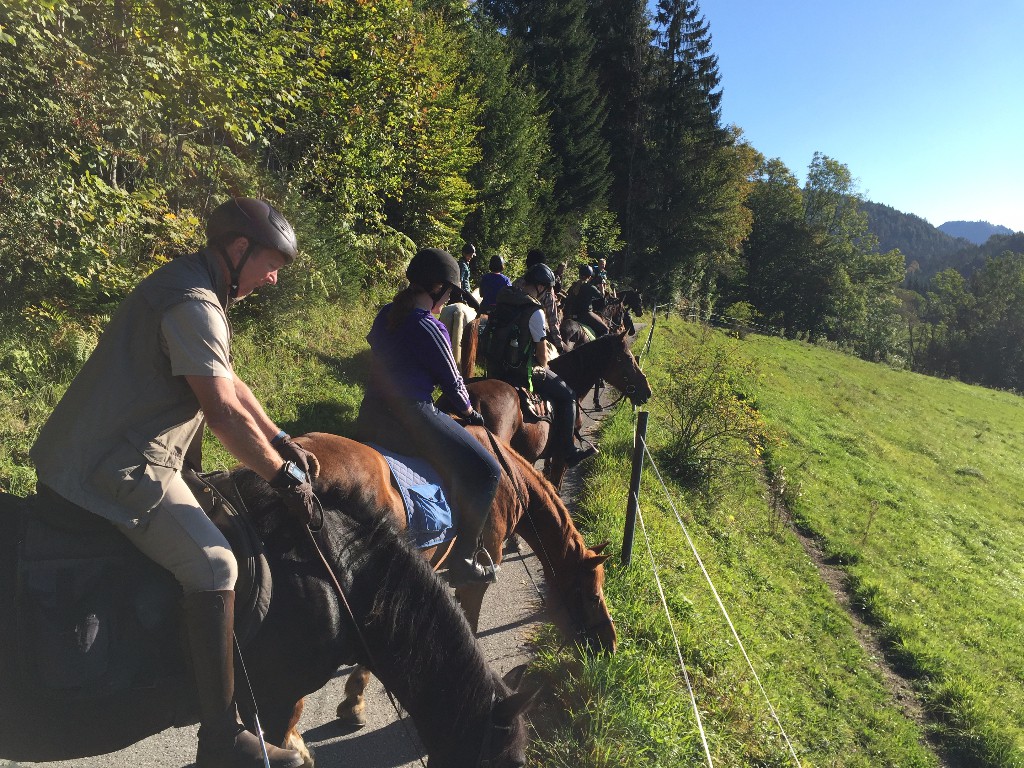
[3,0,1024,437]
[860,200,968,282]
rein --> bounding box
[301,493,506,768]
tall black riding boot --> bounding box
[447,508,496,586]
[555,400,597,468]
[182,590,304,768]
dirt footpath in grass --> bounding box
[766,475,955,768]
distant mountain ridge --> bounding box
[861,202,1023,286]
[937,220,1014,244]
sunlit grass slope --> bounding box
[723,322,1024,766]
[529,317,939,767]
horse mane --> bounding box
[501,447,588,563]
[227,469,507,741]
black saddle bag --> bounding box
[14,488,181,698]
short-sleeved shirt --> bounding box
[527,307,547,343]
[160,300,233,379]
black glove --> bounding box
[463,409,486,428]
[273,435,320,480]
[269,462,317,525]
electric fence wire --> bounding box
[634,497,715,767]
[639,435,805,768]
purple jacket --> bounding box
[367,304,472,413]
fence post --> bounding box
[621,410,649,567]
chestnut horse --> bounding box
[463,331,652,488]
[289,431,616,727]
[0,476,532,768]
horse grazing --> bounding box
[439,298,481,379]
[0,474,533,768]
[287,431,615,727]
[464,331,652,488]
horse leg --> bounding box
[454,583,490,634]
[336,665,372,727]
[279,698,315,768]
[593,379,604,410]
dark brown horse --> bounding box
[464,331,652,488]
[0,474,533,768]
[287,431,616,726]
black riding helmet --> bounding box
[578,264,594,278]
[206,198,298,300]
[488,254,505,272]
[407,248,480,310]
[524,263,556,287]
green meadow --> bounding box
[539,314,1023,766]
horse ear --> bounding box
[502,663,529,691]
[493,685,540,725]
[587,553,612,568]
[590,540,610,554]
[618,329,628,339]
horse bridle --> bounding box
[474,692,518,768]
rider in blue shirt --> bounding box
[357,248,500,585]
[478,254,512,315]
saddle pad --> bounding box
[367,444,455,549]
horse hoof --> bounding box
[335,705,367,729]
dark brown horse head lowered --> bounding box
[602,331,652,406]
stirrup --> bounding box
[445,546,498,586]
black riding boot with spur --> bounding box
[183,590,304,768]
[446,506,497,587]
[557,400,597,468]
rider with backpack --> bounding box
[356,247,500,586]
[484,263,597,468]
[30,199,315,768]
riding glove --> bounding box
[269,463,317,525]
[463,409,486,428]
[273,435,320,480]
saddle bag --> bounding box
[12,473,272,700]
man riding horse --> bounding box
[29,199,318,768]
[484,263,597,468]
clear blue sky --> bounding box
[693,1,1024,232]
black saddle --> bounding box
[11,471,271,703]
[517,387,553,422]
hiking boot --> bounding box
[565,445,599,468]
[183,590,304,768]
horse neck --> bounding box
[511,464,587,577]
[549,334,619,394]
[318,511,497,750]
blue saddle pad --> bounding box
[367,444,456,549]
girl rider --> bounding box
[356,248,500,585]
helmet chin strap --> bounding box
[429,284,451,307]
[222,241,258,302]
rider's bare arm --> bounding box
[186,374,284,482]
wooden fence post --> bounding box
[621,410,648,567]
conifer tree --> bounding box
[478,0,612,258]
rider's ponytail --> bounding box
[387,285,423,331]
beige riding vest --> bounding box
[31,251,229,528]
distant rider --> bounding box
[486,263,597,468]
